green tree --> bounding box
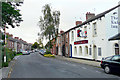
[32,42,39,49]
[38,4,60,51]
[38,39,43,49]
[2,2,23,28]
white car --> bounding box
[22,51,30,55]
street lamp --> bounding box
[3,25,7,63]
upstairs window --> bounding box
[84,26,87,37]
[93,23,97,37]
[71,31,74,41]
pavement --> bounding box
[9,52,120,78]
[0,56,19,79]
[55,55,100,67]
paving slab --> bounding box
[55,55,100,67]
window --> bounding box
[98,48,102,56]
[89,48,92,55]
[84,26,87,37]
[66,47,68,54]
[74,46,77,56]
[115,43,119,55]
[85,46,88,55]
[79,46,82,55]
[66,34,68,43]
[59,37,60,43]
[93,23,97,36]
[71,31,74,41]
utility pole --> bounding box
[4,25,7,62]
[0,1,2,68]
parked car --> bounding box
[27,51,31,54]
[100,55,120,74]
[22,51,30,55]
[39,49,46,55]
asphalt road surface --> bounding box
[10,52,120,78]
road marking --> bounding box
[82,67,87,69]
[95,71,101,73]
[72,64,76,66]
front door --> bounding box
[70,44,72,58]
[62,44,65,56]
[93,45,97,60]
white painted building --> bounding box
[69,5,120,61]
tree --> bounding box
[2,2,23,29]
[38,39,43,49]
[31,42,39,49]
[38,4,60,51]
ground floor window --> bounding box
[98,48,102,56]
[115,43,119,55]
[79,46,82,55]
[85,46,88,56]
[66,47,68,54]
[89,48,92,55]
[74,46,77,56]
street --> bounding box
[10,52,120,78]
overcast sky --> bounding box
[7,0,120,45]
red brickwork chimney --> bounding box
[9,34,13,38]
[60,30,64,34]
[15,37,19,40]
[76,21,82,26]
[86,12,95,20]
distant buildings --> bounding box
[6,33,32,53]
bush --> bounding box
[45,50,52,54]
[2,62,8,67]
[44,54,55,58]
[16,53,22,56]
[2,48,16,63]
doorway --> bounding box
[93,45,97,60]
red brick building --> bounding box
[51,38,56,55]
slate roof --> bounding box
[108,33,120,41]
[8,37,17,42]
[61,4,120,35]
[8,37,29,45]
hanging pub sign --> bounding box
[77,29,87,37]
[111,16,118,28]
[74,40,88,45]
[111,11,120,28]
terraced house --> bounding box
[68,4,120,61]
[55,4,120,61]
[6,33,32,53]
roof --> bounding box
[108,33,120,41]
[8,37,17,42]
[8,37,30,45]
[61,4,120,35]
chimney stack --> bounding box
[15,37,19,40]
[76,21,82,26]
[60,30,64,34]
[86,12,95,20]
[9,34,13,38]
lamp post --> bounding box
[0,30,2,68]
[3,25,7,63]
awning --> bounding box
[108,33,120,41]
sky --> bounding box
[7,0,120,45]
